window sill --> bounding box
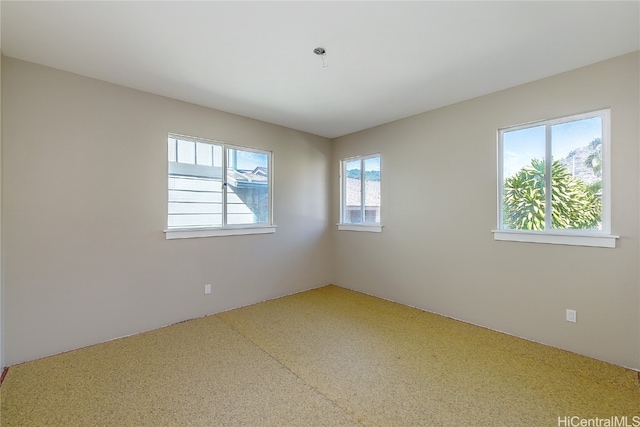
[165,225,277,240]
[337,224,383,233]
[492,230,618,248]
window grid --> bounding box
[168,134,272,230]
[341,154,381,226]
[498,109,610,234]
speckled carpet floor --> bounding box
[1,285,639,426]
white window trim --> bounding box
[492,229,618,248]
[495,109,615,248]
[165,225,277,240]
[167,133,275,239]
[338,153,382,232]
[337,224,383,233]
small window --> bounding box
[339,154,382,232]
[494,109,617,247]
[166,134,275,239]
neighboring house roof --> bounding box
[252,167,268,177]
[227,169,268,187]
[346,178,380,207]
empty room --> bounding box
[0,1,639,426]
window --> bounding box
[338,154,382,232]
[166,134,275,239]
[494,109,617,248]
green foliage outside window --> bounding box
[503,159,602,230]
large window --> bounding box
[166,134,274,239]
[339,154,382,232]
[495,109,616,247]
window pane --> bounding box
[196,142,213,166]
[177,139,195,164]
[551,117,602,230]
[364,157,381,223]
[168,138,177,162]
[213,145,223,168]
[344,159,362,224]
[502,125,546,230]
[169,137,223,229]
[168,176,223,228]
[226,148,269,225]
[168,135,272,231]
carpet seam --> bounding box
[215,313,368,427]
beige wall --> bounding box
[0,52,4,370]
[2,58,333,365]
[332,52,640,370]
[3,53,639,370]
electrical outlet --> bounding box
[566,309,577,323]
[205,284,212,294]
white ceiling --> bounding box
[2,1,639,138]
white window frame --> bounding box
[337,153,382,233]
[493,109,617,248]
[165,133,276,239]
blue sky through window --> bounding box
[364,156,380,172]
[503,117,601,178]
[231,150,268,171]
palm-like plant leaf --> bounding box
[503,159,601,230]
